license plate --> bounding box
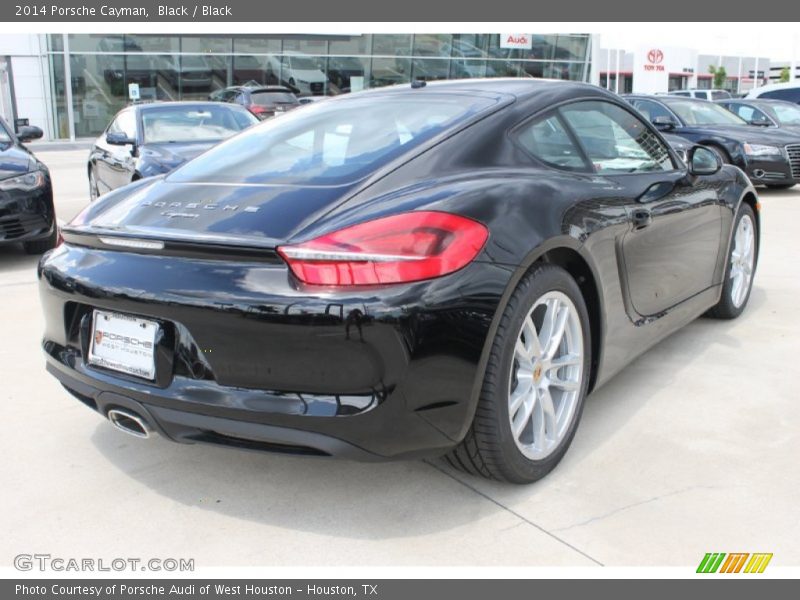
[88,310,159,380]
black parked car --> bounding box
[0,119,57,254]
[41,80,759,483]
[209,85,300,120]
[717,98,800,139]
[88,102,258,199]
[626,94,800,189]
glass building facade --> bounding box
[45,33,592,139]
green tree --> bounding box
[780,67,791,82]
[708,65,728,89]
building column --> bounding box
[62,33,75,141]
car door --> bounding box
[104,109,138,190]
[559,100,723,317]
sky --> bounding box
[593,23,799,61]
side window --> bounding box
[695,91,709,100]
[515,113,588,171]
[671,91,690,97]
[633,100,675,123]
[561,101,674,174]
[728,104,768,123]
[234,92,247,104]
[761,89,800,104]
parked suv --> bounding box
[745,82,800,104]
[209,85,300,119]
[669,89,733,101]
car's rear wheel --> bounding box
[89,167,99,202]
[707,203,757,319]
[445,264,591,484]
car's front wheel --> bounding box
[446,264,592,484]
[707,203,758,319]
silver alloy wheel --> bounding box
[508,290,584,460]
[730,214,755,308]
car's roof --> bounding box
[353,77,606,100]
[719,97,795,106]
[748,81,800,93]
[625,94,709,104]
[247,86,296,93]
[135,101,247,111]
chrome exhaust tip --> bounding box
[107,408,150,439]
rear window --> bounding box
[168,94,497,185]
[251,91,298,106]
[142,105,257,143]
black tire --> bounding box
[23,226,58,255]
[766,183,796,190]
[707,144,731,164]
[707,203,758,319]
[445,264,592,484]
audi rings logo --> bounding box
[647,49,664,64]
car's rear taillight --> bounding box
[248,105,271,119]
[277,211,489,286]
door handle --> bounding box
[631,208,652,230]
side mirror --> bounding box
[749,117,771,127]
[651,115,678,131]
[688,145,721,176]
[17,125,43,142]
[105,131,135,146]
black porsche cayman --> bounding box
[39,79,759,483]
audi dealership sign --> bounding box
[500,34,533,49]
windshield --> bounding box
[251,91,298,106]
[168,94,497,185]
[772,103,800,125]
[142,105,256,143]
[0,121,11,143]
[288,56,320,71]
[667,100,747,126]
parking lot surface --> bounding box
[2,149,798,567]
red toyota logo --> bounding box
[648,49,664,64]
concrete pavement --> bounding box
[1,149,798,568]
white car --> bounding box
[669,89,733,100]
[745,82,800,104]
[266,53,328,96]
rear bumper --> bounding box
[49,363,383,460]
[39,244,512,459]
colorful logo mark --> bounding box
[697,552,773,573]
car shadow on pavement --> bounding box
[431,285,769,503]
[0,244,41,269]
[89,421,493,539]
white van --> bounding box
[668,89,733,100]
